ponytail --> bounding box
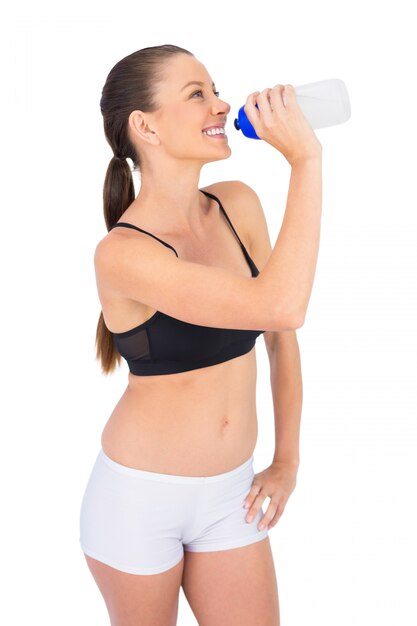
[95,156,135,375]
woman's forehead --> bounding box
[160,55,213,94]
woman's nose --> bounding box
[213,98,231,114]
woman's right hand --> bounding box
[244,85,322,165]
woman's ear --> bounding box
[128,110,161,146]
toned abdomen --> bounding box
[101,347,259,476]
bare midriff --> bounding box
[101,346,258,477]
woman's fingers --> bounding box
[243,90,261,126]
[269,84,288,112]
[255,87,274,121]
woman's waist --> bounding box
[104,390,257,439]
[101,427,258,476]
[101,396,258,475]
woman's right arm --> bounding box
[94,84,322,332]
[239,83,323,327]
[256,154,322,328]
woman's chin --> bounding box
[204,146,232,162]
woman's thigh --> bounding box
[182,537,279,626]
[84,553,184,626]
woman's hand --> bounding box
[243,460,299,531]
[244,85,322,165]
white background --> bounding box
[2,1,416,624]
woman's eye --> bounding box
[191,90,220,98]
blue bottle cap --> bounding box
[234,104,261,140]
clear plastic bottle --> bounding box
[234,78,351,139]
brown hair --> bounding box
[95,44,194,375]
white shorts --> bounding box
[79,448,269,575]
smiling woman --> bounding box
[79,42,322,626]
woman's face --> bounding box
[146,54,232,163]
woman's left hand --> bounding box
[243,460,299,531]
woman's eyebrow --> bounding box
[180,80,216,92]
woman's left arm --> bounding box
[243,330,303,531]
[268,330,302,467]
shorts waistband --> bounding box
[98,449,254,484]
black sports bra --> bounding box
[108,189,265,376]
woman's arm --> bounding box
[267,331,302,466]
[98,154,321,334]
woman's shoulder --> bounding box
[200,179,258,201]
[200,180,264,250]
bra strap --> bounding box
[200,190,251,256]
[110,222,179,257]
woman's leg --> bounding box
[84,553,184,626]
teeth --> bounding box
[203,127,225,135]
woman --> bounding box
[79,44,322,626]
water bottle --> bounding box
[234,78,351,139]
